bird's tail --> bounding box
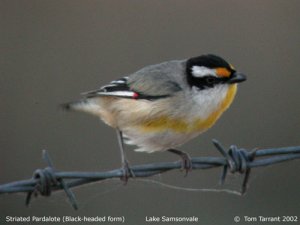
[60,100,85,111]
[60,99,102,116]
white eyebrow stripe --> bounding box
[191,66,217,77]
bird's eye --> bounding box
[206,76,216,84]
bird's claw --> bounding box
[120,160,134,184]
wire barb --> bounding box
[1,139,300,209]
[213,139,257,193]
[25,150,79,210]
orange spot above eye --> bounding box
[216,67,231,77]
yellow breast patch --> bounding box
[138,84,237,133]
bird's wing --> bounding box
[82,61,184,100]
[82,76,137,98]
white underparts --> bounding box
[191,84,229,119]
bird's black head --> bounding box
[186,54,246,89]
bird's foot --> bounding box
[168,149,193,176]
[120,160,135,184]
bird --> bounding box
[62,54,246,181]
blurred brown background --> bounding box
[1,0,300,224]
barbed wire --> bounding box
[1,139,300,210]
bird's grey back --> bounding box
[127,60,188,96]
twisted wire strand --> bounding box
[1,139,300,210]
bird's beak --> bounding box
[227,72,247,84]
